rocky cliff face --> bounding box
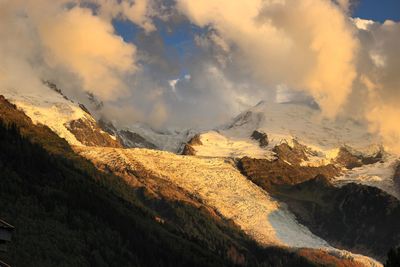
[238,140,340,192]
[182,134,202,155]
[335,147,383,169]
[65,118,122,148]
[98,119,158,149]
[251,130,269,147]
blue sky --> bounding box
[354,0,400,22]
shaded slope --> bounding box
[273,176,400,261]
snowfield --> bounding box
[78,146,382,267]
[192,131,275,159]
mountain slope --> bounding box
[0,86,121,148]
[0,95,327,267]
[0,93,387,266]
[77,146,382,267]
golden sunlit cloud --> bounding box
[38,6,137,100]
[177,0,358,118]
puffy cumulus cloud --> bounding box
[357,21,400,153]
[0,0,52,94]
[38,6,137,100]
[0,0,141,102]
[177,0,359,118]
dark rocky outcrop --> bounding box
[335,147,363,169]
[118,130,158,149]
[42,80,71,101]
[86,92,104,110]
[238,140,340,192]
[182,145,196,155]
[251,130,269,147]
[272,141,311,165]
[238,156,339,192]
[335,147,383,169]
[98,118,118,136]
[65,118,123,148]
[182,134,202,155]
[273,176,400,261]
[78,103,92,115]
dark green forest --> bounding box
[385,247,400,267]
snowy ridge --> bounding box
[0,87,93,146]
[0,86,121,148]
[78,146,382,267]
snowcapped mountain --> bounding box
[0,85,121,148]
[0,83,192,152]
[1,87,397,266]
